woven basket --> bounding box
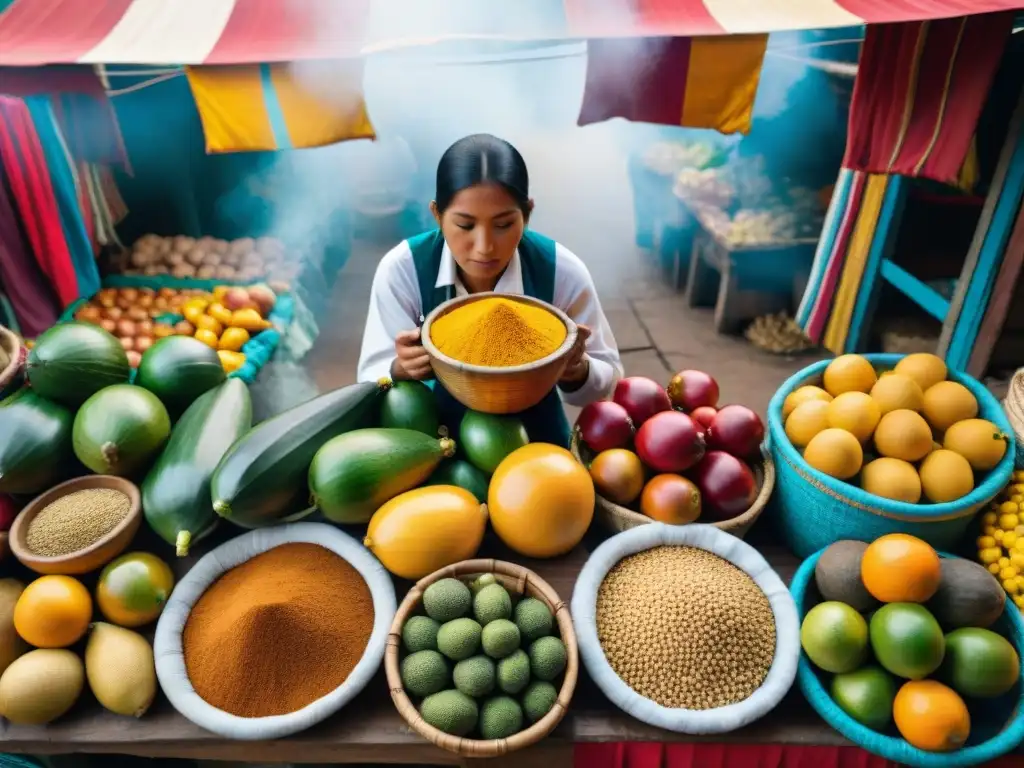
[420,293,579,415]
[791,549,1024,767]
[0,326,23,396]
[768,354,1015,559]
[1002,368,1024,468]
[384,558,578,758]
[570,432,774,539]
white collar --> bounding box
[435,241,525,294]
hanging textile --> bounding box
[0,97,80,308]
[0,167,61,337]
[842,13,1014,186]
[184,61,375,153]
[578,35,767,135]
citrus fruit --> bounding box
[893,680,970,752]
[830,665,896,731]
[869,373,924,415]
[943,418,1009,471]
[589,449,645,505]
[96,552,175,628]
[860,458,922,503]
[823,354,878,397]
[782,386,833,420]
[639,474,701,524]
[800,601,869,673]
[873,409,932,462]
[13,576,92,648]
[893,353,947,393]
[784,399,831,448]
[803,428,863,480]
[921,381,978,432]
[918,450,974,504]
[869,603,945,679]
[826,392,881,443]
[861,534,941,603]
[940,627,1020,698]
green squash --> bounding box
[380,381,441,436]
[136,336,226,418]
[0,388,75,494]
[425,459,490,503]
[73,384,171,478]
[27,322,131,407]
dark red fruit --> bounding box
[0,494,17,532]
[691,451,757,521]
[612,377,671,427]
[576,400,634,452]
[667,370,720,411]
[690,406,718,434]
[634,411,706,473]
[707,404,764,459]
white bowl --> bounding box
[570,523,799,734]
[154,522,396,740]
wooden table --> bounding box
[0,524,846,766]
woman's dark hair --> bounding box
[435,134,530,214]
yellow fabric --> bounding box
[823,173,889,353]
[185,66,276,153]
[185,63,375,153]
[956,137,980,193]
[681,35,768,135]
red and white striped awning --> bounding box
[0,0,1022,66]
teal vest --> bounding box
[408,230,571,448]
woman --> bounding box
[357,133,622,448]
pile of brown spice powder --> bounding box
[596,546,776,710]
[182,542,375,718]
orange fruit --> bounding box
[893,353,947,393]
[13,576,92,648]
[589,449,645,506]
[194,315,223,336]
[803,428,863,480]
[640,474,701,524]
[782,386,833,420]
[823,355,877,397]
[873,409,933,462]
[827,392,881,443]
[921,381,978,432]
[893,680,970,752]
[861,534,941,603]
[785,400,831,448]
[96,552,175,628]
[869,373,924,415]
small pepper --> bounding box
[219,327,250,352]
[229,308,271,332]
[194,329,219,350]
[207,302,233,326]
[217,350,246,373]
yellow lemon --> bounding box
[782,386,833,420]
[804,428,863,480]
[918,449,974,504]
[893,353,947,392]
[943,418,1009,471]
[785,400,831,448]
[921,381,979,432]
[860,458,922,503]
[827,392,882,443]
[874,410,933,462]
[869,373,924,414]
[823,354,878,397]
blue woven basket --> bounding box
[791,549,1024,767]
[768,354,1015,558]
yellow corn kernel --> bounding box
[1015,595,1024,609]
[1013,495,1024,504]
[1004,532,1019,549]
[1016,574,1024,591]
[1014,470,1024,482]
[999,557,1011,569]
[1011,553,1024,570]
[990,563,1003,575]
[980,547,1003,564]
[1012,483,1024,493]
[1001,501,1018,514]
[978,536,997,549]
[1016,538,1024,553]
[995,529,1005,542]
[983,512,999,525]
[1016,525,1024,537]
[1001,514,1020,529]
[1001,566,1019,581]
[1004,579,1020,595]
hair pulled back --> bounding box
[434,134,530,214]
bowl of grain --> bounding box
[10,475,141,575]
[571,523,799,734]
[421,293,579,415]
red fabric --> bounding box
[564,0,724,38]
[576,743,902,768]
[0,0,134,66]
[0,97,79,308]
[578,37,692,126]
[836,0,1021,21]
[842,13,1013,185]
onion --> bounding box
[104,306,124,321]
[99,319,117,334]
[125,350,142,368]
[135,336,154,353]
[158,288,176,299]
[154,297,169,310]
[116,319,137,338]
[76,306,103,324]
[174,320,195,336]
[136,320,153,336]
[137,294,154,309]
[153,324,174,338]
[119,336,136,351]
[116,295,133,310]
[127,307,149,322]
[98,294,116,309]
[121,288,139,302]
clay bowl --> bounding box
[10,475,142,575]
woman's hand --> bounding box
[558,324,592,392]
[390,329,433,381]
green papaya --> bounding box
[0,388,75,494]
[460,410,529,475]
[426,459,489,503]
[26,322,131,407]
[309,428,456,524]
[136,336,226,418]
[73,384,171,478]
[380,381,440,436]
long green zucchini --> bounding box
[0,388,75,495]
[211,379,388,527]
[309,428,456,524]
[142,379,252,556]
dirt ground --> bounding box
[307,235,827,418]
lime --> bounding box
[96,552,175,628]
[830,665,897,731]
[800,601,869,674]
[869,603,945,680]
[941,627,1020,698]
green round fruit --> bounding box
[522,680,558,723]
[481,619,521,659]
[800,602,869,674]
[27,322,130,407]
[381,381,440,436]
[423,578,472,623]
[529,636,567,681]
[72,384,171,477]
[869,602,945,680]
[460,411,528,475]
[436,618,482,662]
[453,655,495,698]
[474,583,512,625]
[136,336,226,417]
[401,650,449,698]
[941,627,1020,698]
[514,598,554,642]
[420,690,478,736]
[402,616,440,653]
[829,665,896,731]
[426,459,490,503]
[479,696,523,740]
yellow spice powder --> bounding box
[430,297,567,367]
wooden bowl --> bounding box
[570,432,775,539]
[420,293,579,415]
[385,559,578,758]
[10,475,142,575]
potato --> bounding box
[204,254,221,268]
[173,235,195,253]
[185,247,207,267]
[212,239,230,255]
[143,265,163,276]
[230,237,255,256]
[158,239,173,256]
[166,251,186,267]
[136,234,161,250]
[172,264,197,278]
[130,251,151,268]
[222,251,241,267]
[197,265,216,279]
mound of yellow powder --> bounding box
[430,297,567,367]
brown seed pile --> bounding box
[596,546,776,710]
[26,488,131,556]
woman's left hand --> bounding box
[559,324,592,391]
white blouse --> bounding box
[357,238,623,407]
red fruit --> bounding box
[691,451,757,521]
[612,377,671,427]
[0,495,17,532]
[667,370,720,411]
[707,404,765,459]
[635,411,706,473]
[576,401,634,452]
[690,406,718,434]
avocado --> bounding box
[481,619,521,659]
[453,655,496,698]
[474,583,513,625]
[940,627,1020,698]
[423,578,472,623]
[437,618,483,661]
[420,689,478,736]
[814,540,879,613]
[400,650,449,698]
[496,649,531,695]
[402,616,441,653]
[380,381,440,437]
[460,411,528,475]
[514,597,554,642]
[522,680,558,723]
[479,696,524,739]
[927,558,1006,629]
[427,459,490,503]
[529,636,567,682]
